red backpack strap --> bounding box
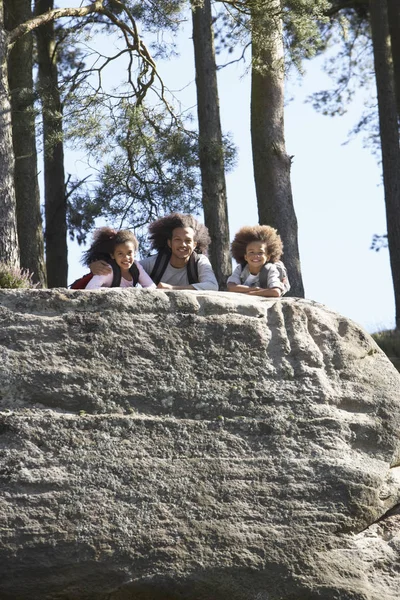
[70,273,94,289]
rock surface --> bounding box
[0,289,399,600]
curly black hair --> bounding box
[81,227,139,266]
[148,213,211,254]
[231,225,283,264]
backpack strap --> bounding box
[239,263,249,284]
[259,261,290,295]
[187,252,200,284]
[110,260,121,287]
[149,250,171,285]
[129,263,140,286]
[240,263,275,289]
[149,249,200,285]
[275,260,290,295]
[258,264,271,289]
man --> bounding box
[89,213,218,291]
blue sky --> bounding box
[65,6,394,333]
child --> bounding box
[82,227,156,290]
[227,225,289,297]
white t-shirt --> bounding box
[227,263,284,291]
[139,253,219,291]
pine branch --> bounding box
[324,0,368,18]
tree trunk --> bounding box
[250,0,304,297]
[35,0,67,287]
[5,0,46,285]
[191,0,231,289]
[0,1,19,268]
[369,0,400,329]
[387,0,400,119]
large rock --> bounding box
[0,289,399,600]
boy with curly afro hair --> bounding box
[89,213,218,291]
[227,225,289,297]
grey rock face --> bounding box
[0,289,399,600]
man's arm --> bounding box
[191,255,218,291]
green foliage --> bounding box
[372,329,400,356]
[282,0,330,70]
[111,0,185,33]
[371,329,400,372]
[307,3,378,151]
[41,0,237,253]
[0,264,37,289]
[213,0,330,73]
[66,103,204,251]
[35,0,237,255]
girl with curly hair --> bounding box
[82,227,155,290]
[227,225,289,297]
[88,214,218,291]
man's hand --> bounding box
[90,260,112,276]
[157,282,173,289]
[157,282,195,290]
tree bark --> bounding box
[5,0,46,285]
[191,0,231,289]
[250,0,304,297]
[0,1,19,268]
[387,0,400,119]
[35,0,67,287]
[369,0,400,329]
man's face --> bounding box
[167,227,197,263]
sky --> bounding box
[65,6,395,334]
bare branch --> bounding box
[9,1,106,47]
[65,174,92,202]
[217,42,251,70]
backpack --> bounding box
[70,272,93,290]
[240,260,290,295]
[70,259,140,289]
[149,250,200,285]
